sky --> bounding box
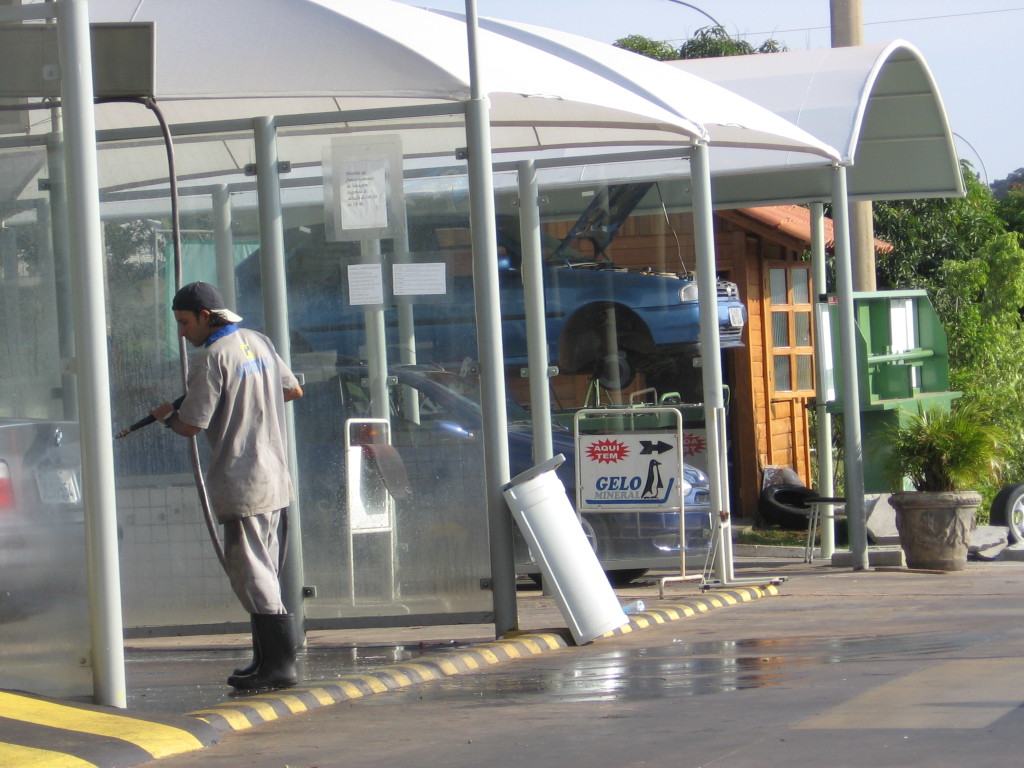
[402,1,1022,185]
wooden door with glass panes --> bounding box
[767,263,815,397]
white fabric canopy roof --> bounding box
[432,11,837,161]
[300,36,963,217]
[85,0,702,142]
[3,0,841,198]
[669,41,965,204]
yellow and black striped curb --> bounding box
[188,630,573,733]
[189,584,778,734]
[0,689,218,768]
[603,584,779,636]
[0,584,777,766]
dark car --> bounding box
[236,182,745,390]
[292,360,711,583]
[0,419,85,614]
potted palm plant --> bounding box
[881,401,1005,570]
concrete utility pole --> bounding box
[830,0,877,291]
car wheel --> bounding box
[593,350,637,391]
[559,305,651,388]
[990,482,1024,543]
[605,568,649,586]
[757,483,817,530]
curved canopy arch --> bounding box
[669,40,965,205]
[370,39,963,217]
[31,0,834,196]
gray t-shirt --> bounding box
[177,327,299,523]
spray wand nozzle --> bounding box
[115,393,186,439]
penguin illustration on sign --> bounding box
[642,459,663,499]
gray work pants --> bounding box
[222,509,287,615]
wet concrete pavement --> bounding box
[124,557,1024,768]
[120,558,802,717]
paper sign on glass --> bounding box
[347,263,385,306]
[393,262,447,296]
[340,158,388,230]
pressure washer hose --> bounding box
[108,97,226,571]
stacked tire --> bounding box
[757,483,818,530]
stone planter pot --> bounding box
[888,490,980,571]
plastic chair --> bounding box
[805,496,846,562]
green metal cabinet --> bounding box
[823,290,959,492]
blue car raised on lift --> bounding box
[236,182,745,390]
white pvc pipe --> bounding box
[503,457,626,644]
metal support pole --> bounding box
[395,223,420,424]
[831,166,869,569]
[693,144,783,590]
[212,184,236,309]
[254,116,307,618]
[360,238,390,420]
[810,202,836,558]
[517,160,554,463]
[45,133,79,420]
[58,0,126,708]
[690,143,732,582]
[0,227,21,350]
[465,0,516,637]
[34,197,60,389]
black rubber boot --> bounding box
[232,615,260,676]
[227,613,298,690]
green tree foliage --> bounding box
[677,26,785,58]
[614,26,785,61]
[104,219,164,285]
[613,34,678,61]
[103,219,167,359]
[873,165,1024,494]
[995,183,1024,232]
[990,168,1024,200]
[874,166,1007,290]
[879,401,1005,493]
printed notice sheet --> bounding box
[347,263,385,305]
[393,262,447,296]
[340,158,388,230]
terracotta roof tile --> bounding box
[727,204,894,253]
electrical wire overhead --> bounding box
[661,0,722,29]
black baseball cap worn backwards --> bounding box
[172,282,243,323]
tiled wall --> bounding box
[116,479,239,629]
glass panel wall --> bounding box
[0,144,90,697]
[102,132,253,628]
[273,126,493,621]
[104,122,494,631]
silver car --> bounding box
[0,419,84,614]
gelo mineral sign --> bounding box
[577,432,682,513]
